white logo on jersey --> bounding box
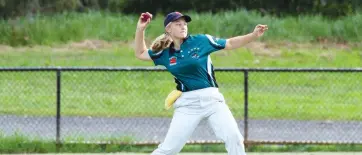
[188,48,200,59]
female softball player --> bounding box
[134,11,268,155]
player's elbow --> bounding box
[134,49,144,58]
[135,50,152,61]
[135,53,145,60]
[224,39,233,50]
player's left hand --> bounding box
[253,24,268,38]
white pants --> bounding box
[151,87,246,155]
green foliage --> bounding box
[107,0,127,12]
[54,0,79,12]
[0,0,361,19]
[0,10,361,46]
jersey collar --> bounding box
[169,35,190,54]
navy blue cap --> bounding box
[164,12,192,27]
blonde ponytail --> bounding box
[150,33,172,52]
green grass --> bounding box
[1,10,362,46]
[1,133,362,154]
[1,42,361,67]
[0,45,361,120]
[1,70,361,120]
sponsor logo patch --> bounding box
[169,56,177,66]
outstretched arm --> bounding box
[224,24,268,50]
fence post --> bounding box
[56,69,61,151]
[243,70,249,148]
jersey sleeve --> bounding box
[147,49,164,66]
[201,34,227,54]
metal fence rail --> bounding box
[0,67,361,146]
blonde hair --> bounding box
[150,33,173,52]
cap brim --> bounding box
[182,15,192,22]
[176,15,192,22]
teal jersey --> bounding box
[148,34,227,92]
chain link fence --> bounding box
[0,67,361,145]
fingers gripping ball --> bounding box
[142,13,151,22]
[164,90,182,110]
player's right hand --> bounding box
[137,12,152,31]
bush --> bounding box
[0,0,361,19]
